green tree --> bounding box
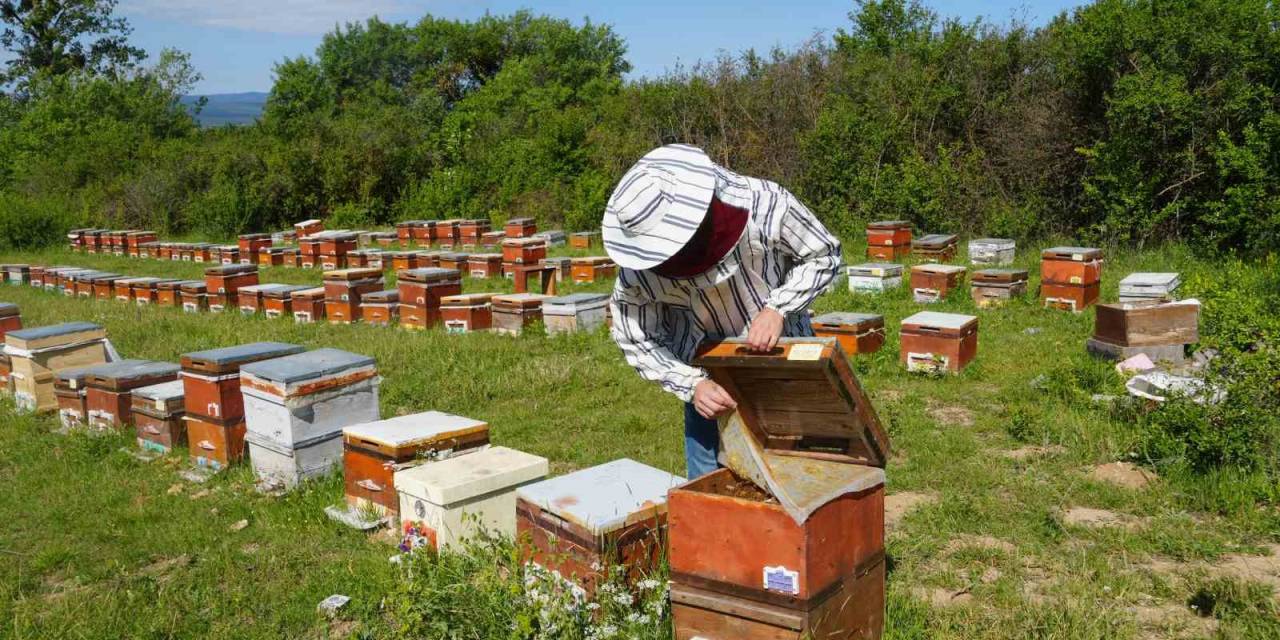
[0,0,144,90]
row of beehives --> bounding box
[64,218,604,273]
[863,220,1011,265]
[0,307,892,639]
[0,263,613,336]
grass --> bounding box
[0,240,1276,639]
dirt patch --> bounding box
[979,567,1002,584]
[945,534,1018,556]
[875,389,904,403]
[1062,507,1145,531]
[137,554,191,582]
[1090,462,1156,490]
[928,403,975,428]
[1002,445,1066,461]
[1213,544,1280,591]
[912,586,973,608]
[1129,604,1219,639]
[886,492,938,532]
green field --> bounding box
[0,242,1277,639]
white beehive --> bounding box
[846,263,904,293]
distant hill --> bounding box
[180,92,268,127]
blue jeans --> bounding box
[684,403,720,479]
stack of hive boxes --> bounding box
[670,338,888,640]
[458,219,490,248]
[336,411,491,526]
[812,312,885,355]
[865,220,911,261]
[241,349,380,492]
[900,312,979,374]
[517,458,683,596]
[204,265,259,312]
[0,303,19,393]
[397,268,461,330]
[5,322,109,413]
[84,360,180,432]
[396,221,424,247]
[180,342,304,474]
[502,238,547,276]
[970,269,1029,307]
[1040,246,1103,312]
[323,268,384,325]
[237,233,272,265]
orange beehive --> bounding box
[504,217,537,238]
[900,312,978,374]
[204,265,259,312]
[571,256,617,284]
[440,293,495,333]
[1040,246,1103,286]
[812,312,885,355]
[502,238,546,265]
[467,254,503,278]
[290,287,327,323]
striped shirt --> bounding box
[609,166,842,402]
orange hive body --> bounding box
[84,360,180,432]
[467,253,503,278]
[178,281,208,312]
[811,312,885,355]
[504,217,537,238]
[438,252,470,273]
[0,303,22,340]
[900,311,978,373]
[289,287,327,323]
[502,238,547,265]
[397,268,461,330]
[1040,246,1104,286]
[204,265,259,312]
[396,221,425,246]
[458,219,491,247]
[323,268,384,324]
[359,290,400,326]
[261,285,311,320]
[909,264,967,303]
[440,293,495,333]
[569,231,600,249]
[571,256,617,284]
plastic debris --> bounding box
[317,594,350,617]
[1115,353,1157,375]
[1126,372,1225,405]
[1023,327,1042,335]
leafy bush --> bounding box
[0,192,77,249]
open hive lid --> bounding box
[205,264,257,276]
[397,267,459,283]
[914,233,958,247]
[83,360,179,390]
[492,293,550,310]
[811,312,884,331]
[901,311,978,335]
[846,262,903,277]
[972,268,1029,284]
[693,337,889,524]
[1042,246,1102,261]
[440,293,495,306]
[181,342,305,374]
[913,263,967,276]
[6,322,105,351]
[544,293,609,315]
[516,458,685,536]
[398,447,547,507]
[239,348,377,398]
[344,411,489,451]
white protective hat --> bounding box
[602,144,717,270]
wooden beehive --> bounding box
[492,293,549,336]
[295,219,324,238]
[968,238,1016,266]
[502,238,547,265]
[1118,272,1181,302]
[396,447,548,552]
[54,366,91,430]
[467,253,503,278]
[1093,300,1199,348]
[864,220,911,249]
[241,349,381,491]
[0,303,21,340]
[261,285,313,319]
[570,256,617,283]
[204,264,259,312]
[91,274,125,302]
[180,342,304,424]
[481,230,506,246]
[505,217,537,238]
[458,219,490,246]
[911,234,959,261]
[397,220,425,245]
[359,289,400,326]
[291,287,327,323]
[569,231,600,249]
[236,284,289,315]
[343,411,491,516]
[156,280,190,308]
[811,312,885,355]
[542,293,609,334]
[1041,282,1100,313]
[396,267,461,309]
[970,268,1029,308]
[5,322,108,413]
[440,293,495,333]
[439,252,470,272]
[131,380,186,454]
[517,459,684,595]
[909,264,967,302]
[900,312,978,373]
[846,263,904,294]
[180,281,209,313]
[84,360,180,431]
[541,257,572,282]
[1040,246,1103,285]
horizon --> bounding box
[119,1,1084,95]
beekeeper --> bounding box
[604,144,842,478]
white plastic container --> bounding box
[846,263,904,293]
[968,238,1016,266]
[395,446,549,551]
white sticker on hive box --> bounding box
[762,566,800,595]
[787,343,824,361]
[1072,253,1083,261]
[155,399,165,411]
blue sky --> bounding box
[118,1,1085,95]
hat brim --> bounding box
[602,145,717,271]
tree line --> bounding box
[0,0,1278,255]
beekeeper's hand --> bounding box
[747,307,784,352]
[693,379,737,419]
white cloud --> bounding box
[122,0,419,36]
